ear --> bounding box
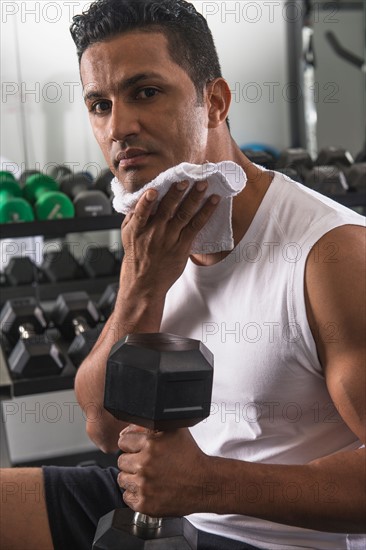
[206,78,231,129]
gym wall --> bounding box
[1,0,291,172]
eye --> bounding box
[136,87,160,100]
[90,100,111,114]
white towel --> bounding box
[111,161,247,253]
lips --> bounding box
[115,149,149,164]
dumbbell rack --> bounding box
[1,214,124,467]
[1,215,124,302]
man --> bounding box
[1,1,365,549]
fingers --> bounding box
[158,180,221,234]
[118,425,150,453]
[125,180,221,240]
[155,180,190,221]
[129,189,158,229]
[181,193,220,238]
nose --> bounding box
[108,100,140,142]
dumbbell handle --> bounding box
[134,513,162,529]
[18,323,37,339]
[72,317,92,335]
[128,425,166,530]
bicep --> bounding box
[305,224,366,444]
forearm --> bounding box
[201,448,365,533]
[75,290,165,452]
[75,184,219,451]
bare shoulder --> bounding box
[304,223,365,444]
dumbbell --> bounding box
[98,282,119,319]
[315,147,354,169]
[355,149,366,163]
[18,169,41,187]
[51,291,101,366]
[41,247,85,282]
[315,148,365,192]
[276,148,314,183]
[277,147,349,195]
[0,172,34,223]
[242,149,277,170]
[93,332,214,550]
[0,297,66,378]
[312,147,354,194]
[48,164,72,183]
[345,163,366,192]
[94,168,115,197]
[81,247,120,279]
[59,173,112,217]
[4,257,45,286]
[23,173,75,220]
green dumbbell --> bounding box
[23,174,75,220]
[0,172,34,223]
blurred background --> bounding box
[1,0,365,171]
[0,0,365,468]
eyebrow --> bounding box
[83,72,164,103]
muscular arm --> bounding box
[118,223,366,532]
[74,181,219,452]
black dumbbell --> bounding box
[41,247,85,282]
[242,149,277,170]
[355,149,366,163]
[345,163,366,192]
[94,168,115,197]
[98,282,119,319]
[312,147,355,194]
[93,332,213,550]
[48,164,73,183]
[59,173,112,217]
[277,147,349,195]
[305,165,348,195]
[51,291,101,366]
[315,147,354,169]
[276,148,314,183]
[81,247,120,279]
[67,322,104,367]
[4,257,44,286]
[0,297,66,378]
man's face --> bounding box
[80,31,210,193]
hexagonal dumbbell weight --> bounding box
[51,291,101,367]
[59,173,112,217]
[93,332,213,550]
[0,297,66,378]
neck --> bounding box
[191,140,273,267]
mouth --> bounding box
[115,149,151,170]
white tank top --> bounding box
[160,170,365,550]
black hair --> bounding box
[70,0,223,102]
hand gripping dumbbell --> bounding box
[23,173,75,220]
[0,171,34,223]
[0,297,66,378]
[51,291,102,367]
[93,332,214,550]
[59,173,112,217]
